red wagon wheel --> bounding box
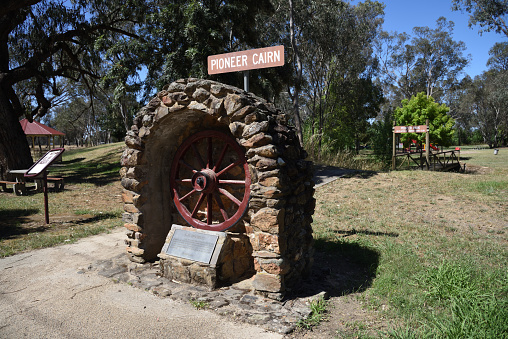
[170,130,251,231]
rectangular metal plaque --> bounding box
[165,229,219,264]
[208,45,284,75]
[25,148,65,177]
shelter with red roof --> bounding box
[19,119,65,150]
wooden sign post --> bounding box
[207,45,285,91]
[392,122,429,170]
[24,148,65,224]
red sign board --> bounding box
[207,46,284,75]
[394,125,428,134]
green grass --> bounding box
[189,299,210,310]
[297,296,329,329]
[311,147,508,337]
[0,143,124,257]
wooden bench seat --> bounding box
[47,177,65,191]
[0,180,26,195]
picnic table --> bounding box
[0,169,64,195]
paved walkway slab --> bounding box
[0,229,282,339]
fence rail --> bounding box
[393,150,463,172]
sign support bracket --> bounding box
[243,70,249,92]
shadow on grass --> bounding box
[73,212,121,224]
[0,210,120,241]
[0,208,44,240]
[51,154,121,186]
[332,229,399,238]
[60,162,121,186]
[286,239,380,299]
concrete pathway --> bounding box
[313,165,356,188]
[0,229,282,339]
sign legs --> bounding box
[243,70,249,92]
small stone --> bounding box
[210,298,229,309]
[123,203,139,213]
[152,286,172,297]
[187,101,207,112]
[193,88,210,102]
[240,133,272,148]
[252,273,282,293]
[255,157,277,171]
[224,93,244,115]
[242,121,269,139]
[229,122,245,138]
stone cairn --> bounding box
[120,78,315,299]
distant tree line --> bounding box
[0,0,507,176]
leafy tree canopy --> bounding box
[452,0,508,36]
[394,92,455,146]
[487,41,508,71]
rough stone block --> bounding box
[242,121,269,139]
[251,208,284,233]
[241,132,272,148]
[252,272,282,293]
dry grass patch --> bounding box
[0,143,125,257]
[300,148,507,338]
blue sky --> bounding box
[364,0,507,77]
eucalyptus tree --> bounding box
[265,0,384,150]
[310,0,384,153]
[375,17,469,105]
[0,0,148,176]
[487,41,508,71]
[452,0,508,36]
[0,0,275,177]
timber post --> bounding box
[392,121,396,170]
[425,119,430,170]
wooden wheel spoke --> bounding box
[219,179,246,185]
[219,188,241,206]
[207,137,213,169]
[179,159,198,173]
[176,179,192,183]
[170,130,250,231]
[191,143,206,169]
[179,188,196,202]
[207,193,212,225]
[213,143,229,172]
[217,160,242,177]
[191,193,206,218]
[214,192,229,222]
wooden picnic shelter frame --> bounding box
[19,119,65,152]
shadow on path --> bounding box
[313,165,377,188]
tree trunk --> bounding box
[289,0,304,147]
[0,86,33,179]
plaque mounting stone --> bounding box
[160,225,226,266]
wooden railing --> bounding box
[393,150,463,172]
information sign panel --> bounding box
[25,148,65,177]
[208,46,284,75]
[394,125,428,134]
[165,229,219,264]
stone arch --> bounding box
[120,78,315,298]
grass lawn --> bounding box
[1,142,506,337]
[0,143,125,257]
[311,147,507,337]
